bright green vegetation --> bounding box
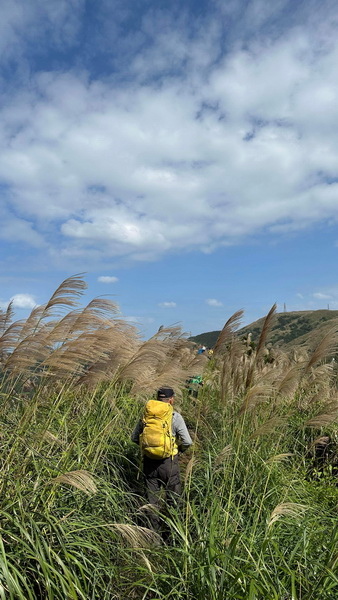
[0,280,338,599]
[191,309,338,350]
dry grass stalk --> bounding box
[239,382,274,414]
[304,325,338,372]
[117,338,169,383]
[202,367,220,390]
[298,365,335,408]
[81,297,120,319]
[109,523,162,548]
[43,329,115,375]
[51,470,97,495]
[321,397,338,411]
[184,457,197,483]
[245,304,276,390]
[137,503,157,513]
[225,337,248,398]
[3,331,54,373]
[132,350,205,397]
[77,323,139,386]
[13,275,88,350]
[0,320,26,358]
[255,304,277,362]
[305,409,338,428]
[0,301,14,335]
[42,431,64,445]
[116,327,205,396]
[308,363,334,383]
[277,365,302,398]
[1,277,133,381]
[213,310,244,356]
[250,416,286,439]
[309,435,330,450]
[43,274,87,315]
[17,305,47,341]
[214,444,233,466]
[265,453,293,464]
[0,275,203,389]
[267,502,308,527]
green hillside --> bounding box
[190,309,338,349]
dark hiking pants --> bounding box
[143,454,181,530]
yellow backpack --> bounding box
[140,400,178,459]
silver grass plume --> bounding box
[305,407,338,428]
[265,453,293,464]
[43,273,87,315]
[213,310,244,356]
[277,365,302,398]
[304,323,338,373]
[245,304,276,390]
[0,301,14,334]
[267,502,308,528]
[51,470,97,495]
[109,523,162,548]
[250,416,286,438]
[255,304,277,362]
[238,381,274,415]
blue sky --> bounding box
[1,0,338,337]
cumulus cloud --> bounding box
[206,298,223,307]
[97,276,119,283]
[1,1,338,266]
[158,301,177,308]
[0,293,37,310]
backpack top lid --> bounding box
[144,399,173,419]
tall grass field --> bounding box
[0,276,337,599]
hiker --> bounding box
[131,386,192,529]
[197,345,206,354]
[186,374,203,398]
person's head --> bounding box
[157,386,175,405]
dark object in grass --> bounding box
[307,435,338,482]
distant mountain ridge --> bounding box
[190,310,338,349]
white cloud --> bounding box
[97,276,119,283]
[158,301,177,308]
[313,292,332,300]
[1,2,338,266]
[206,298,223,307]
[0,293,37,310]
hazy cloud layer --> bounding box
[1,0,338,268]
[313,292,332,300]
[158,301,177,308]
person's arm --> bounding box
[173,412,192,452]
[131,420,143,444]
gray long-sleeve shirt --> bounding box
[131,411,193,452]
